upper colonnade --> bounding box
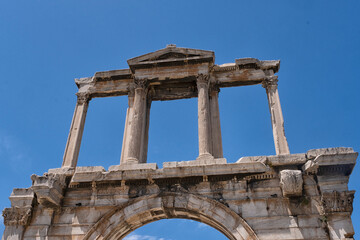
[62,45,290,168]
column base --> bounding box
[123,157,139,164]
[196,153,214,162]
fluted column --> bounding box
[62,92,90,168]
[196,74,213,160]
[262,76,290,155]
[209,85,223,158]
[120,87,135,164]
[124,79,149,164]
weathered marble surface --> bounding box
[2,148,357,240]
[2,47,357,239]
[63,46,288,168]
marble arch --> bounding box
[83,193,258,240]
[2,45,357,240]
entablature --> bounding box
[74,45,280,101]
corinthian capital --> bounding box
[196,74,210,89]
[134,79,149,90]
[3,207,32,226]
[262,75,278,90]
[76,92,91,104]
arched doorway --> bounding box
[83,193,258,240]
[123,219,228,240]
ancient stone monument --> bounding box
[2,45,357,240]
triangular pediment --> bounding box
[127,45,214,71]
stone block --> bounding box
[48,167,75,176]
[31,174,66,208]
[236,156,266,164]
[235,58,260,68]
[163,158,226,168]
[71,166,106,182]
[9,188,34,208]
[327,213,355,239]
[306,147,354,159]
[279,170,303,197]
[315,152,358,166]
[109,163,158,171]
[267,153,306,166]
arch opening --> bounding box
[83,193,258,240]
[123,218,228,240]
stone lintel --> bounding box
[109,163,158,171]
[237,153,306,166]
[94,68,132,80]
[71,166,106,183]
[163,158,226,168]
[69,161,267,183]
[74,56,275,100]
[303,148,358,174]
[237,148,358,174]
[306,147,355,159]
[235,58,280,73]
[48,167,75,177]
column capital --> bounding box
[209,83,220,93]
[262,75,278,90]
[134,78,149,90]
[3,206,32,226]
[196,74,210,89]
[76,92,91,104]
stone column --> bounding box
[196,74,214,160]
[139,95,152,163]
[209,85,223,158]
[124,79,149,164]
[120,87,135,164]
[262,76,290,155]
[62,92,90,168]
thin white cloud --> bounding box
[123,234,166,240]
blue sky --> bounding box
[1,1,359,238]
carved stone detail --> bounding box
[134,79,149,90]
[76,92,91,104]
[31,173,67,208]
[196,74,210,89]
[2,207,32,226]
[262,75,278,90]
[321,190,355,213]
[279,170,303,197]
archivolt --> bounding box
[83,192,258,240]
